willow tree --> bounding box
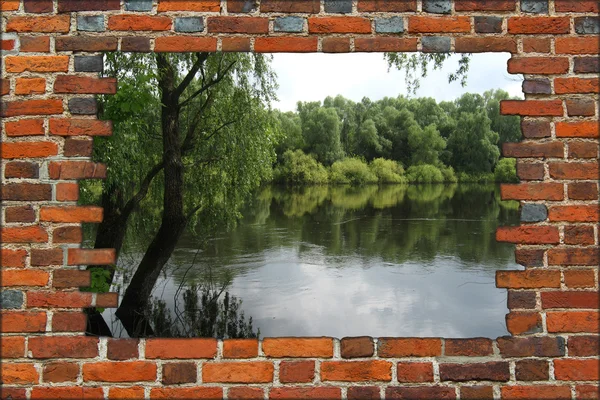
[86,52,278,336]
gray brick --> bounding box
[422,36,451,53]
[520,0,548,14]
[274,16,304,33]
[520,204,548,222]
[74,55,103,73]
[125,0,153,11]
[522,79,552,95]
[69,98,98,115]
[1,290,24,309]
[575,17,600,34]
[423,0,451,14]
[475,16,502,33]
[324,0,352,13]
[77,15,105,32]
[175,17,204,33]
[375,17,404,34]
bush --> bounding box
[457,171,496,183]
[406,164,444,183]
[330,157,378,185]
[494,157,519,183]
[369,158,408,184]
[439,165,458,183]
[273,150,328,185]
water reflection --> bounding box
[108,184,521,338]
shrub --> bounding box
[457,171,496,183]
[330,157,378,185]
[494,157,519,183]
[439,165,458,183]
[369,158,408,183]
[406,164,444,183]
[273,149,328,185]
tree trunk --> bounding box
[116,54,189,337]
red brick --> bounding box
[501,183,564,201]
[107,339,139,360]
[455,37,517,53]
[145,338,217,359]
[340,336,374,358]
[109,387,145,399]
[566,99,596,117]
[43,361,79,383]
[378,338,442,357]
[549,248,599,266]
[1,249,28,267]
[547,311,599,333]
[521,120,551,138]
[568,335,600,356]
[1,311,46,333]
[564,270,596,288]
[52,270,90,288]
[150,387,223,399]
[409,16,471,33]
[1,38,16,51]
[497,336,565,357]
[96,292,118,308]
[354,37,418,52]
[121,37,151,52]
[24,0,53,13]
[254,37,318,53]
[108,15,172,31]
[523,37,551,53]
[568,182,599,200]
[461,386,494,400]
[67,248,115,265]
[279,361,314,383]
[564,225,596,245]
[455,0,515,11]
[20,35,50,52]
[64,138,93,157]
[556,37,600,55]
[496,226,559,244]
[262,338,333,358]
[508,290,537,309]
[0,336,25,358]
[1,226,48,243]
[53,226,83,243]
[515,359,549,381]
[6,15,70,32]
[83,361,157,382]
[202,361,273,383]
[542,291,599,309]
[269,387,341,400]
[27,291,93,308]
[30,248,63,266]
[386,386,456,400]
[56,182,79,201]
[31,387,104,400]
[162,362,196,384]
[309,17,371,34]
[56,36,118,52]
[1,183,51,201]
[322,37,350,53]
[358,0,416,11]
[52,311,87,332]
[501,99,564,116]
[496,270,561,289]
[555,77,600,94]
[222,37,251,52]
[555,359,599,381]
[29,336,98,358]
[157,0,220,11]
[321,360,391,382]
[223,339,258,358]
[261,0,319,12]
[347,386,380,400]
[49,161,107,179]
[0,0,20,11]
[555,0,599,12]
[549,205,599,222]
[440,362,509,382]
[154,37,217,52]
[444,338,493,356]
[517,162,544,180]
[576,385,600,400]
[40,206,103,222]
[54,76,117,94]
[15,77,45,95]
[2,141,58,159]
[4,161,39,178]
[1,363,39,384]
[57,0,120,11]
[550,162,598,180]
[507,58,570,75]
[228,387,264,400]
[207,17,269,33]
[5,56,68,73]
[396,362,433,383]
[508,17,570,34]
[556,121,599,138]
[1,99,63,117]
[5,119,45,137]
[1,269,48,287]
[503,141,563,158]
[506,312,543,335]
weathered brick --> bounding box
[575,17,600,34]
[77,15,105,32]
[497,270,561,289]
[43,361,79,383]
[54,76,116,94]
[521,120,551,138]
[440,362,509,382]
[108,15,172,31]
[387,386,456,399]
[396,362,433,382]
[423,0,451,14]
[549,248,599,266]
[52,311,87,332]
[228,0,257,13]
[279,361,314,383]
[162,362,197,385]
[83,361,157,382]
[475,16,502,33]
[15,77,45,95]
[4,161,39,178]
[6,15,70,32]
[322,37,350,53]
[49,119,112,136]
[64,138,93,156]
[497,336,565,357]
[309,17,371,34]
[68,98,98,115]
[1,290,24,309]
[261,0,320,13]
[24,0,53,13]
[566,98,596,117]
[520,204,547,222]
[321,360,392,382]
[422,36,451,53]
[208,17,268,33]
[20,35,50,52]
[1,248,28,268]
[523,37,551,53]
[374,17,404,33]
[262,338,333,358]
[547,311,600,333]
[554,359,599,381]
[568,182,598,200]
[521,0,548,14]
[409,16,471,33]
[574,57,600,73]
[274,16,304,33]
[5,55,69,73]
[121,37,151,52]
[223,339,258,358]
[145,338,217,359]
[125,0,152,11]
[515,359,549,381]
[501,100,563,116]
[5,205,36,222]
[507,290,537,309]
[29,336,98,358]
[56,36,118,51]
[107,339,139,360]
[203,361,273,383]
[175,17,204,33]
[347,386,380,400]
[74,55,104,72]
[378,338,442,357]
[1,183,51,201]
[340,337,374,358]
[1,311,46,333]
[444,338,493,356]
[52,270,90,288]
[157,0,220,11]
[568,336,600,356]
[154,37,217,52]
[522,79,552,94]
[508,17,569,34]
[324,0,352,13]
[58,0,120,12]
[496,226,559,244]
[358,0,417,12]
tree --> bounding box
[298,102,344,165]
[483,89,521,145]
[408,124,446,166]
[87,52,278,337]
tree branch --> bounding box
[179,60,237,109]
[175,52,209,98]
[121,161,165,216]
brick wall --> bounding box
[1,0,598,398]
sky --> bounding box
[270,52,524,112]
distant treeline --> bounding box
[271,90,520,185]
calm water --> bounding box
[107,184,522,338]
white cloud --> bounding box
[271,53,523,112]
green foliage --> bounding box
[298,103,344,165]
[494,157,519,183]
[406,164,445,183]
[81,266,114,312]
[439,165,458,183]
[273,149,329,185]
[456,171,496,183]
[369,158,407,183]
[329,158,378,185]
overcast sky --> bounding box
[271,53,523,112]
